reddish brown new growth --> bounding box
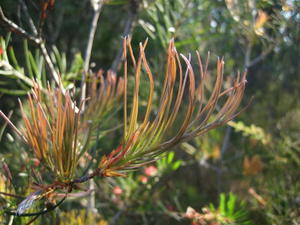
[99,38,247,176]
[17,83,89,182]
[40,0,55,20]
[99,130,140,177]
[0,38,246,215]
[84,69,124,128]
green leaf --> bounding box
[209,202,215,211]
[0,88,27,95]
[28,51,39,77]
[219,193,226,215]
[172,160,181,170]
[8,46,20,70]
[167,151,174,163]
[227,192,237,217]
[23,40,34,78]
[5,32,11,46]
[70,53,84,73]
[0,36,9,60]
[0,111,12,141]
[138,20,156,40]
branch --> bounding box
[0,6,64,91]
[5,194,67,217]
[0,191,23,199]
[0,61,36,89]
[108,210,124,225]
[217,125,232,194]
[0,110,28,143]
[25,215,40,225]
[0,7,40,44]
[39,41,62,89]
[81,0,104,109]
[19,0,38,36]
[245,43,275,69]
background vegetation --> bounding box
[0,0,299,224]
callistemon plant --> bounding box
[83,69,124,128]
[98,38,246,176]
[0,38,246,215]
[21,83,99,183]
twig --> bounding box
[245,43,275,69]
[110,0,139,72]
[81,0,104,110]
[0,110,28,143]
[25,215,40,225]
[108,210,124,225]
[0,7,65,90]
[19,0,38,36]
[56,189,94,198]
[217,42,252,194]
[39,41,62,88]
[217,125,232,194]
[244,42,252,68]
[216,33,266,192]
[0,60,38,89]
[0,6,63,91]
[0,7,40,44]
[0,191,23,199]
[5,194,67,217]
[87,171,97,213]
[80,0,105,213]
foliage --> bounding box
[0,0,299,224]
[228,121,270,145]
[185,193,251,225]
[0,35,84,93]
[98,38,246,178]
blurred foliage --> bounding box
[0,0,300,224]
[0,35,84,92]
[228,121,270,145]
[185,193,251,225]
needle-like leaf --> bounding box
[98,38,247,176]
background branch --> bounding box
[5,194,67,217]
[0,7,40,44]
[19,0,38,36]
[81,0,104,109]
[245,43,275,69]
[0,5,63,91]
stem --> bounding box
[81,0,104,109]
[0,110,28,143]
[0,7,40,44]
[39,41,62,90]
[108,210,124,225]
[244,42,252,68]
[19,0,38,36]
[217,125,232,194]
[217,41,252,194]
[5,193,68,217]
[0,6,64,91]
[246,43,274,69]
[0,191,23,199]
[87,171,97,213]
[8,215,14,225]
[25,215,40,225]
[0,61,36,88]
